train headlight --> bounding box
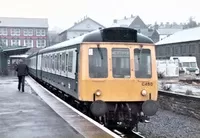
[141,90,147,96]
[95,90,101,96]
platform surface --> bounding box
[0,76,84,138]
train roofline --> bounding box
[27,27,154,58]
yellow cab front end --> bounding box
[78,42,158,102]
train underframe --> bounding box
[32,76,154,132]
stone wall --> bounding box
[158,91,200,120]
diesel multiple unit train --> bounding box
[27,27,158,131]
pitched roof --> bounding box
[111,16,136,27]
[25,47,43,55]
[59,17,105,35]
[140,29,156,37]
[157,28,182,35]
[156,26,200,45]
[0,17,48,28]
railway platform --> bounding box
[0,76,83,138]
[0,76,120,138]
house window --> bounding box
[36,39,46,47]
[36,29,46,36]
[0,39,8,46]
[0,28,7,35]
[24,29,33,36]
[11,28,20,36]
[24,39,33,47]
[11,39,20,46]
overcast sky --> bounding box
[0,0,199,30]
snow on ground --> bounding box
[158,79,200,97]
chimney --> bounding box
[131,14,134,18]
[113,19,117,23]
[124,16,126,19]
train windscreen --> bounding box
[112,48,130,78]
[134,49,152,78]
[88,48,108,78]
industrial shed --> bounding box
[155,26,200,67]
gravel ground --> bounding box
[139,108,200,138]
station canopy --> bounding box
[1,46,31,55]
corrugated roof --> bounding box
[156,26,200,45]
[157,28,182,35]
[0,17,48,28]
[111,16,136,27]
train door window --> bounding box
[52,54,54,70]
[66,53,68,72]
[134,49,152,78]
[51,55,53,71]
[57,53,59,72]
[88,48,108,78]
[55,54,57,70]
[62,52,65,72]
[60,54,62,72]
[45,55,47,69]
[68,51,73,72]
[47,55,49,71]
[112,48,130,78]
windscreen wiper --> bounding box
[97,44,103,59]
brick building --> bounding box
[156,26,200,67]
[0,17,48,48]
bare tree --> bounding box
[183,16,199,29]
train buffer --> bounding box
[0,76,120,138]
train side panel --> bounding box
[39,45,80,99]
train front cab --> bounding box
[79,43,158,117]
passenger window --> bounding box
[68,51,73,72]
[57,53,59,71]
[66,53,68,71]
[51,55,53,69]
[134,49,152,78]
[88,48,108,78]
[55,55,57,70]
[112,48,130,78]
[62,53,65,71]
[52,55,54,70]
[45,56,47,69]
[60,54,62,71]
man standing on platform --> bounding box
[15,59,29,92]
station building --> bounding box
[0,17,48,75]
[155,26,200,67]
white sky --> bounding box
[0,0,199,30]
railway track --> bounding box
[31,77,145,138]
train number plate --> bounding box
[141,81,153,86]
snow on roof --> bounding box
[111,16,136,27]
[0,17,48,28]
[10,54,29,58]
[157,28,182,35]
[156,26,200,45]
